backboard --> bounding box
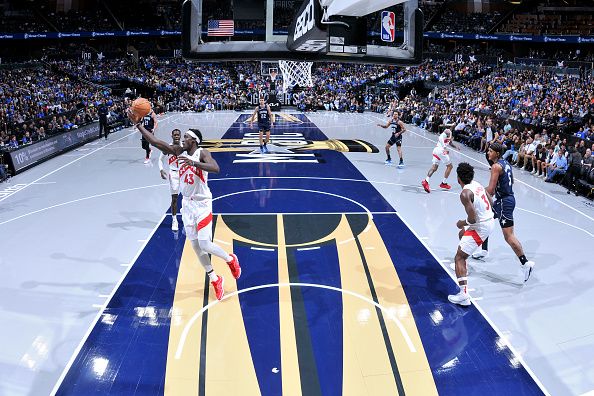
[182,0,423,65]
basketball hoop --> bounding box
[278,60,314,92]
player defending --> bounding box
[250,97,274,154]
[131,112,241,300]
[158,129,182,231]
[472,143,535,282]
[449,162,495,306]
[377,112,406,167]
[422,128,458,193]
[141,109,158,164]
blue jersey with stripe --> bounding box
[257,105,270,125]
[496,159,514,199]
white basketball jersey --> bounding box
[436,130,452,154]
[178,149,212,201]
[463,181,494,223]
[166,150,179,172]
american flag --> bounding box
[207,20,234,36]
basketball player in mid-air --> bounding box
[472,143,535,282]
[131,112,241,300]
[141,108,159,163]
[250,97,274,154]
[449,162,495,306]
[158,129,182,231]
[421,128,458,192]
[377,111,406,167]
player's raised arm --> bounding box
[377,117,391,128]
[130,111,181,156]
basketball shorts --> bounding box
[432,147,451,165]
[258,122,271,132]
[493,196,515,228]
[181,198,213,241]
[387,134,402,147]
[169,171,179,195]
[459,219,494,255]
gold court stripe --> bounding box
[358,218,438,395]
[164,217,260,396]
[164,238,206,396]
[334,215,399,395]
[354,140,372,153]
[277,214,303,396]
[204,216,260,395]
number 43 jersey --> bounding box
[463,180,494,224]
[178,149,212,201]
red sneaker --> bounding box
[439,182,452,190]
[211,275,225,301]
[227,253,241,279]
[421,179,431,193]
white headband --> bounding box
[185,130,200,141]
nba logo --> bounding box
[381,11,395,42]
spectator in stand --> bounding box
[21,131,32,145]
[8,135,19,149]
[577,140,586,157]
[532,144,547,176]
[546,147,568,182]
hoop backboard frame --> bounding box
[182,0,423,65]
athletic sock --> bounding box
[442,178,448,184]
[387,154,391,161]
[425,176,430,183]
[518,255,528,265]
[206,269,218,282]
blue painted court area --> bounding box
[55,114,544,395]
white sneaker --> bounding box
[171,217,179,231]
[522,261,535,282]
[471,250,489,260]
[448,291,471,306]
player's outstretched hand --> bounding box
[456,220,466,229]
[160,170,168,180]
[126,108,139,124]
[177,155,194,168]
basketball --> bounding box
[130,98,152,122]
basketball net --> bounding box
[278,60,313,92]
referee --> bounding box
[98,101,109,139]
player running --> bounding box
[471,143,535,283]
[141,109,158,163]
[131,110,241,301]
[250,97,274,154]
[158,129,182,231]
[421,128,458,193]
[378,111,406,167]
